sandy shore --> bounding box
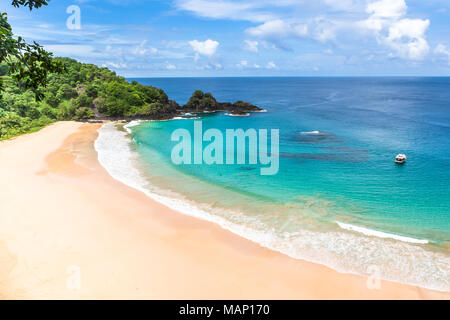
[0,121,448,299]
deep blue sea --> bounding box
[97,77,450,290]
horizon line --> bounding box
[124,75,450,79]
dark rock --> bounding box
[181,90,261,114]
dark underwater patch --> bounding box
[280,148,369,163]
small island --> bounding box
[183,90,262,116]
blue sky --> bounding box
[2,0,450,76]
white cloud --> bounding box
[435,44,450,56]
[166,62,177,70]
[266,61,276,69]
[102,61,128,69]
[312,18,337,42]
[360,0,430,61]
[175,0,274,23]
[366,0,406,19]
[323,0,362,12]
[189,39,220,57]
[246,19,308,40]
[236,60,261,69]
[38,23,52,29]
[198,62,223,70]
[178,0,433,64]
[236,60,275,69]
[243,40,259,53]
[44,44,98,57]
[176,0,363,23]
[260,40,278,50]
[434,44,450,64]
[294,24,309,37]
[385,18,430,60]
[246,17,341,47]
[247,20,288,38]
[236,60,249,68]
[387,18,429,41]
[131,40,158,56]
[175,0,434,65]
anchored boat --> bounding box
[395,154,407,164]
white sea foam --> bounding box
[336,221,429,244]
[95,123,450,292]
[225,113,250,117]
[124,120,143,133]
[173,116,201,120]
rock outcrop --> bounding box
[180,90,262,115]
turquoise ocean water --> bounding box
[95,77,450,290]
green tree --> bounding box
[44,91,61,108]
[0,1,64,99]
[39,101,58,119]
[14,91,36,117]
[72,94,93,108]
[85,83,98,98]
[74,107,94,120]
[56,84,78,100]
[0,62,8,76]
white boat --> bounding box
[395,154,407,164]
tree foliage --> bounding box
[11,1,49,10]
[186,90,217,111]
[1,1,64,99]
[0,58,175,140]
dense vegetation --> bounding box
[1,1,64,97]
[186,90,218,111]
[0,58,176,140]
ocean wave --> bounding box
[336,221,429,244]
[173,116,201,120]
[225,113,250,117]
[94,123,450,292]
[124,120,143,133]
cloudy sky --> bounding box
[2,0,450,76]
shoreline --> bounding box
[0,121,448,299]
[104,121,449,292]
